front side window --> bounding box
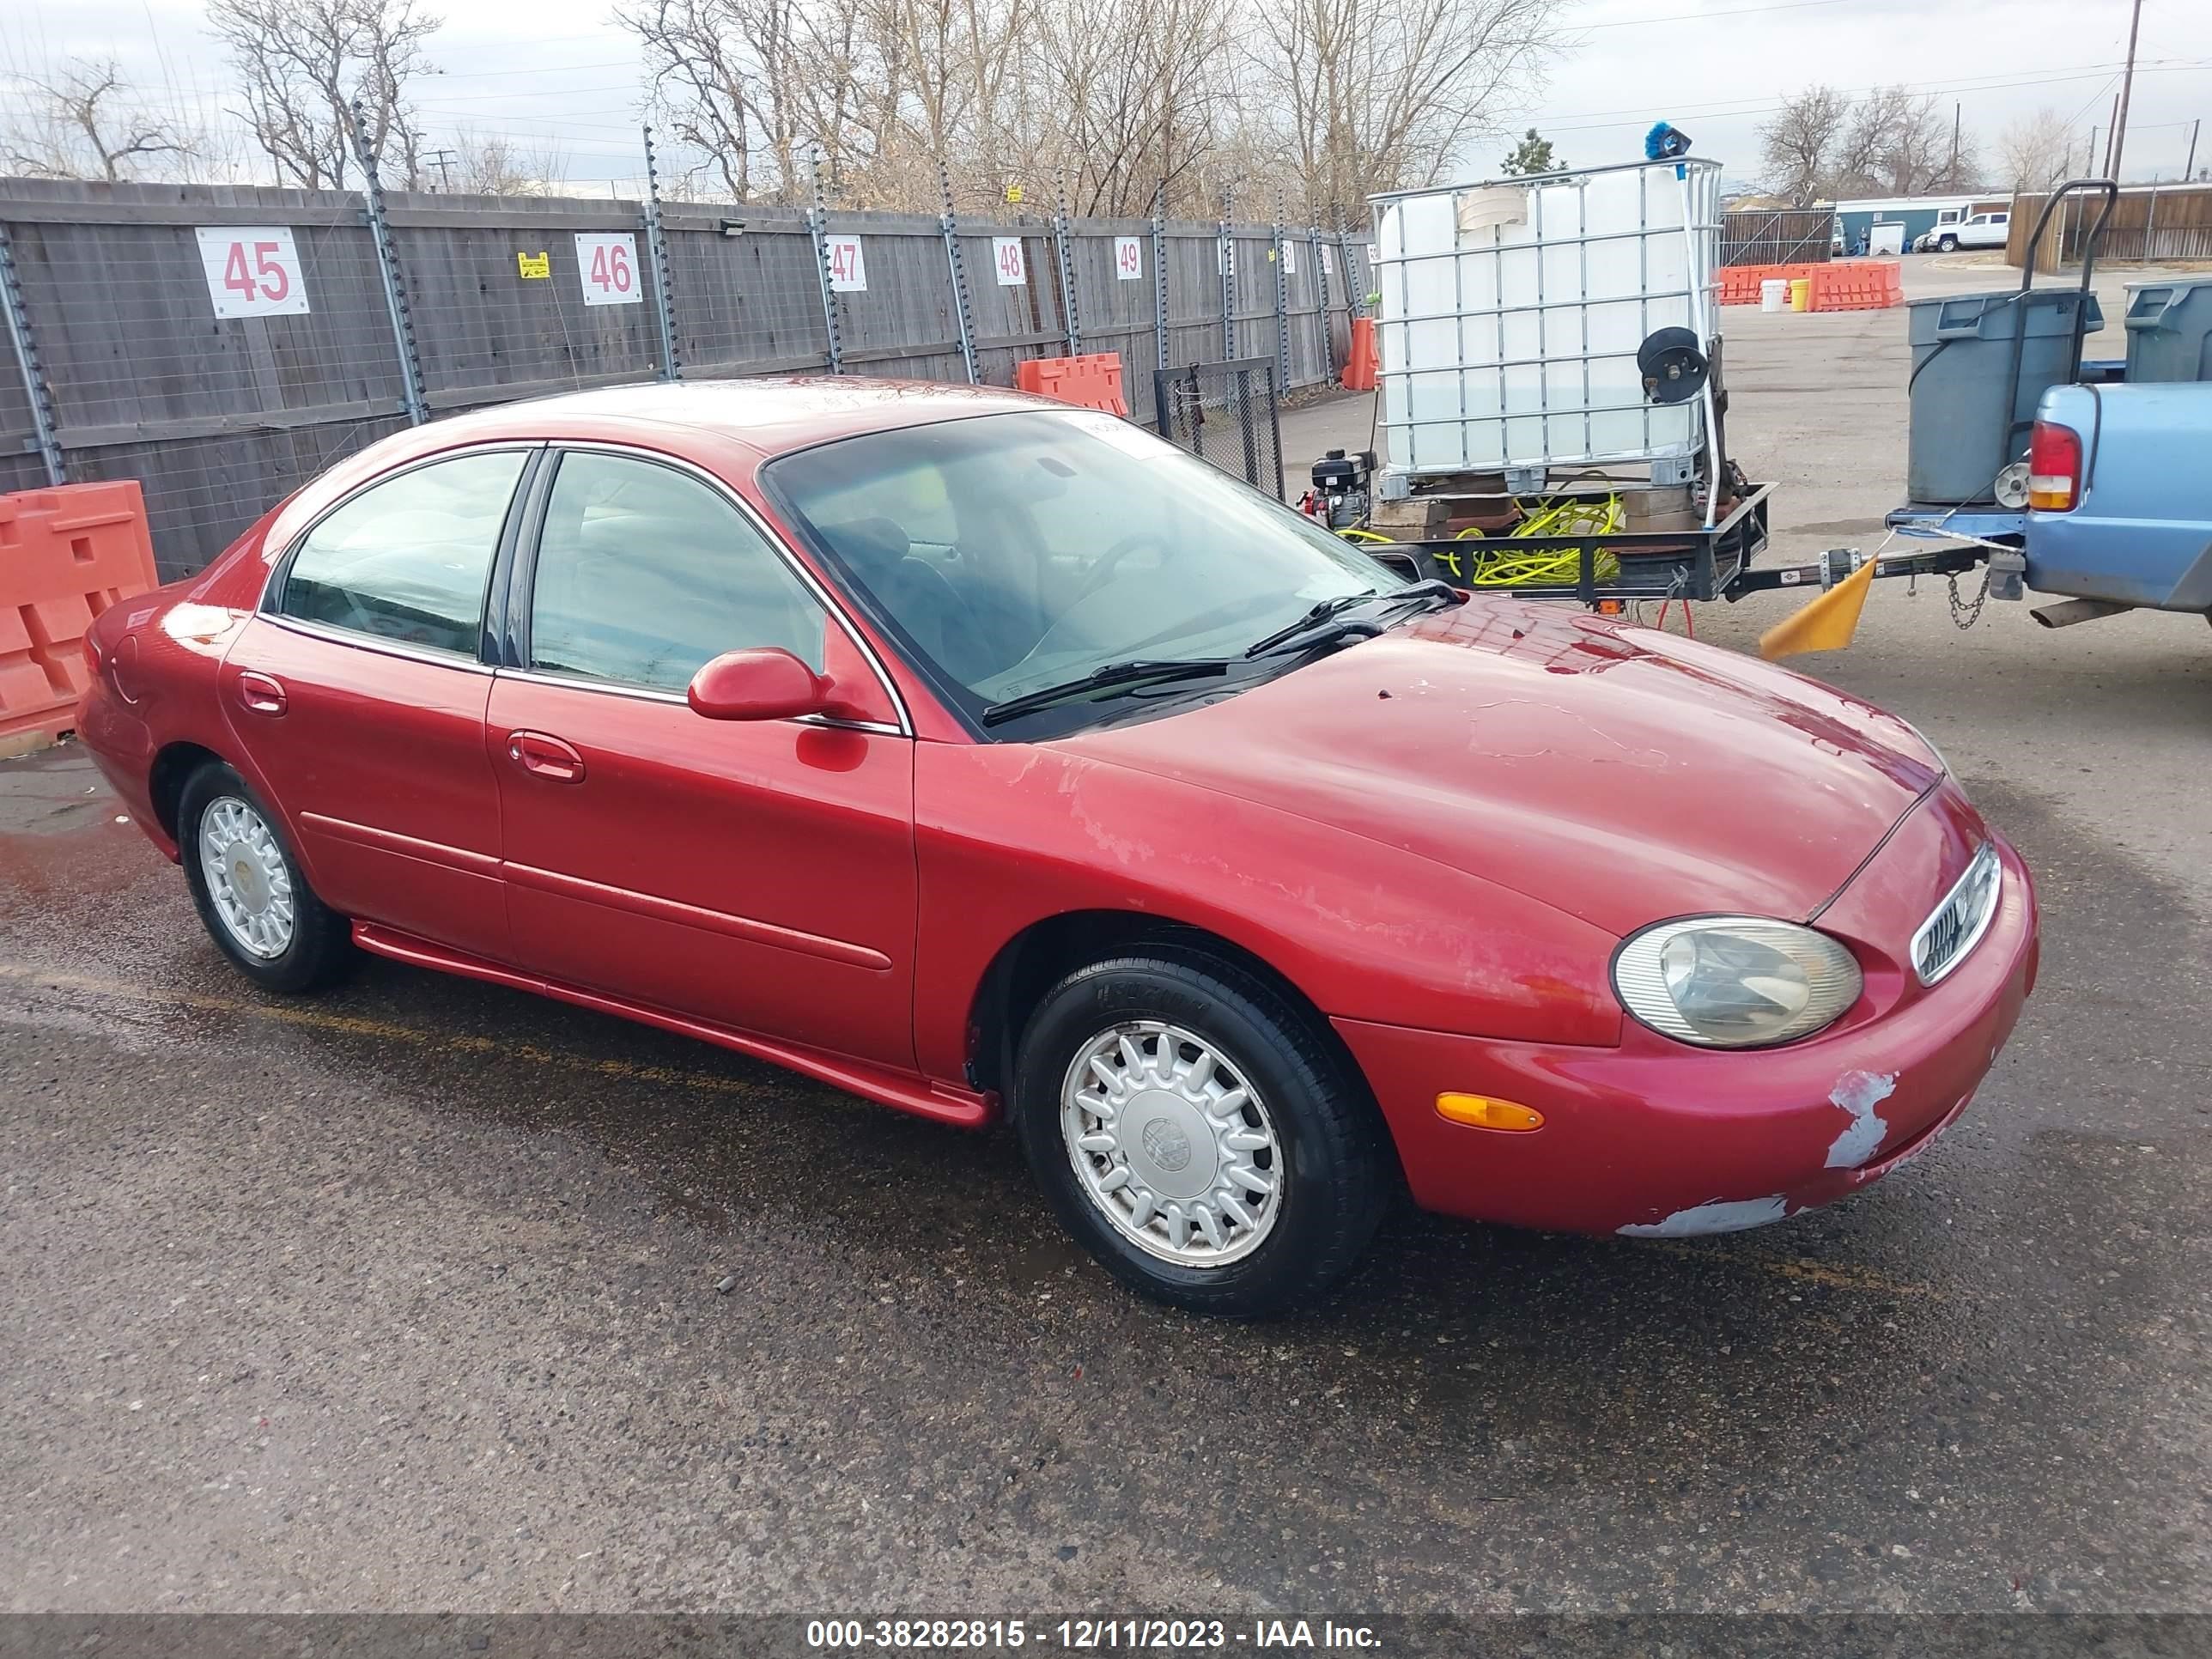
[765,410,1401,726]
[526,451,826,692]
[279,450,528,656]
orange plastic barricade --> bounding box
[1342,317,1379,390]
[1014,353,1129,416]
[0,480,158,757]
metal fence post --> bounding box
[806,160,844,374]
[938,161,980,384]
[0,220,64,484]
[641,125,682,381]
[1308,218,1333,380]
[1052,175,1081,355]
[1151,185,1168,372]
[1334,205,1364,322]
[349,101,428,426]
[1218,187,1236,361]
[1272,194,1291,392]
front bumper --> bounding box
[1335,831,2038,1237]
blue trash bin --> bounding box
[1906,288,2103,504]
[2122,278,2212,383]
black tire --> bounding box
[1013,945,1392,1316]
[178,762,354,994]
[1936,234,1959,253]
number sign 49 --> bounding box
[575,233,641,305]
[1113,235,1143,282]
[197,228,310,319]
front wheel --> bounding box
[1014,948,1392,1316]
[179,762,354,994]
[1936,234,1959,252]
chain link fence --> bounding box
[0,175,1373,577]
[1151,358,1284,499]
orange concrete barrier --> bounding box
[0,481,158,757]
[1015,352,1129,416]
[1807,259,1903,312]
[1342,317,1379,390]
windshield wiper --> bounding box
[1242,579,1459,659]
[980,658,1230,726]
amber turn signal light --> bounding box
[1436,1092,1546,1132]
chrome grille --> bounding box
[1911,842,2002,986]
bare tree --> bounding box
[1765,83,1980,200]
[207,0,441,188]
[2,58,188,181]
[1757,85,1848,204]
[1997,108,2071,192]
[444,129,568,194]
[1244,0,1559,213]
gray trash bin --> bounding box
[2123,277,2212,382]
[1906,288,2102,504]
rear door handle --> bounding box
[507,729,586,783]
[236,671,287,716]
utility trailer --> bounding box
[1331,162,2209,652]
[1340,142,1793,611]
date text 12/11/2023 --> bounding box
[805,1620,1382,1650]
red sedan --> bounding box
[77,381,2037,1314]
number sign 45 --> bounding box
[197,228,311,319]
[575,233,641,306]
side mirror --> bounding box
[687,647,831,721]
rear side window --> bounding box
[526,451,826,692]
[279,451,527,657]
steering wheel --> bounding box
[1072,532,1176,605]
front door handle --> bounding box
[507,729,586,783]
[236,671,287,716]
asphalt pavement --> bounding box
[3,252,2209,1631]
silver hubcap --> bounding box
[1060,1020,1282,1267]
[198,796,295,960]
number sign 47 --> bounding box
[196,228,310,319]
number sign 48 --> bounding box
[196,228,310,319]
[575,233,641,305]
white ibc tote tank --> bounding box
[1370,157,1723,477]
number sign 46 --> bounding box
[197,228,310,319]
[575,233,641,305]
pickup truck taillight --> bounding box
[2027,421,2081,512]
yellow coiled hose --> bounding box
[1342,495,1624,586]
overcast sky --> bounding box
[5,0,2209,192]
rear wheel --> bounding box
[179,763,353,994]
[1014,947,1391,1316]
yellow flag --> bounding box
[1758,558,1876,660]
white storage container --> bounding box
[1371,158,1723,476]
[1760,277,1789,312]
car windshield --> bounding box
[763,410,1405,726]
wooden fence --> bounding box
[0,177,1371,577]
[2009,184,2212,273]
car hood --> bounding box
[1060,599,1942,938]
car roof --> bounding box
[417,377,1050,463]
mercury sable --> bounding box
[77,381,2038,1313]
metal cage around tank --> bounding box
[1369,158,1723,478]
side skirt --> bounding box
[351,921,994,1130]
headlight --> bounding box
[1613,916,1863,1048]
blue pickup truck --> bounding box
[1756,181,2211,656]
[2017,380,2212,623]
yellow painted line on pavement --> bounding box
[0,960,781,1102]
[1631,1237,1941,1299]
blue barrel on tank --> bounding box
[2122,278,2212,383]
[1906,289,2102,504]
